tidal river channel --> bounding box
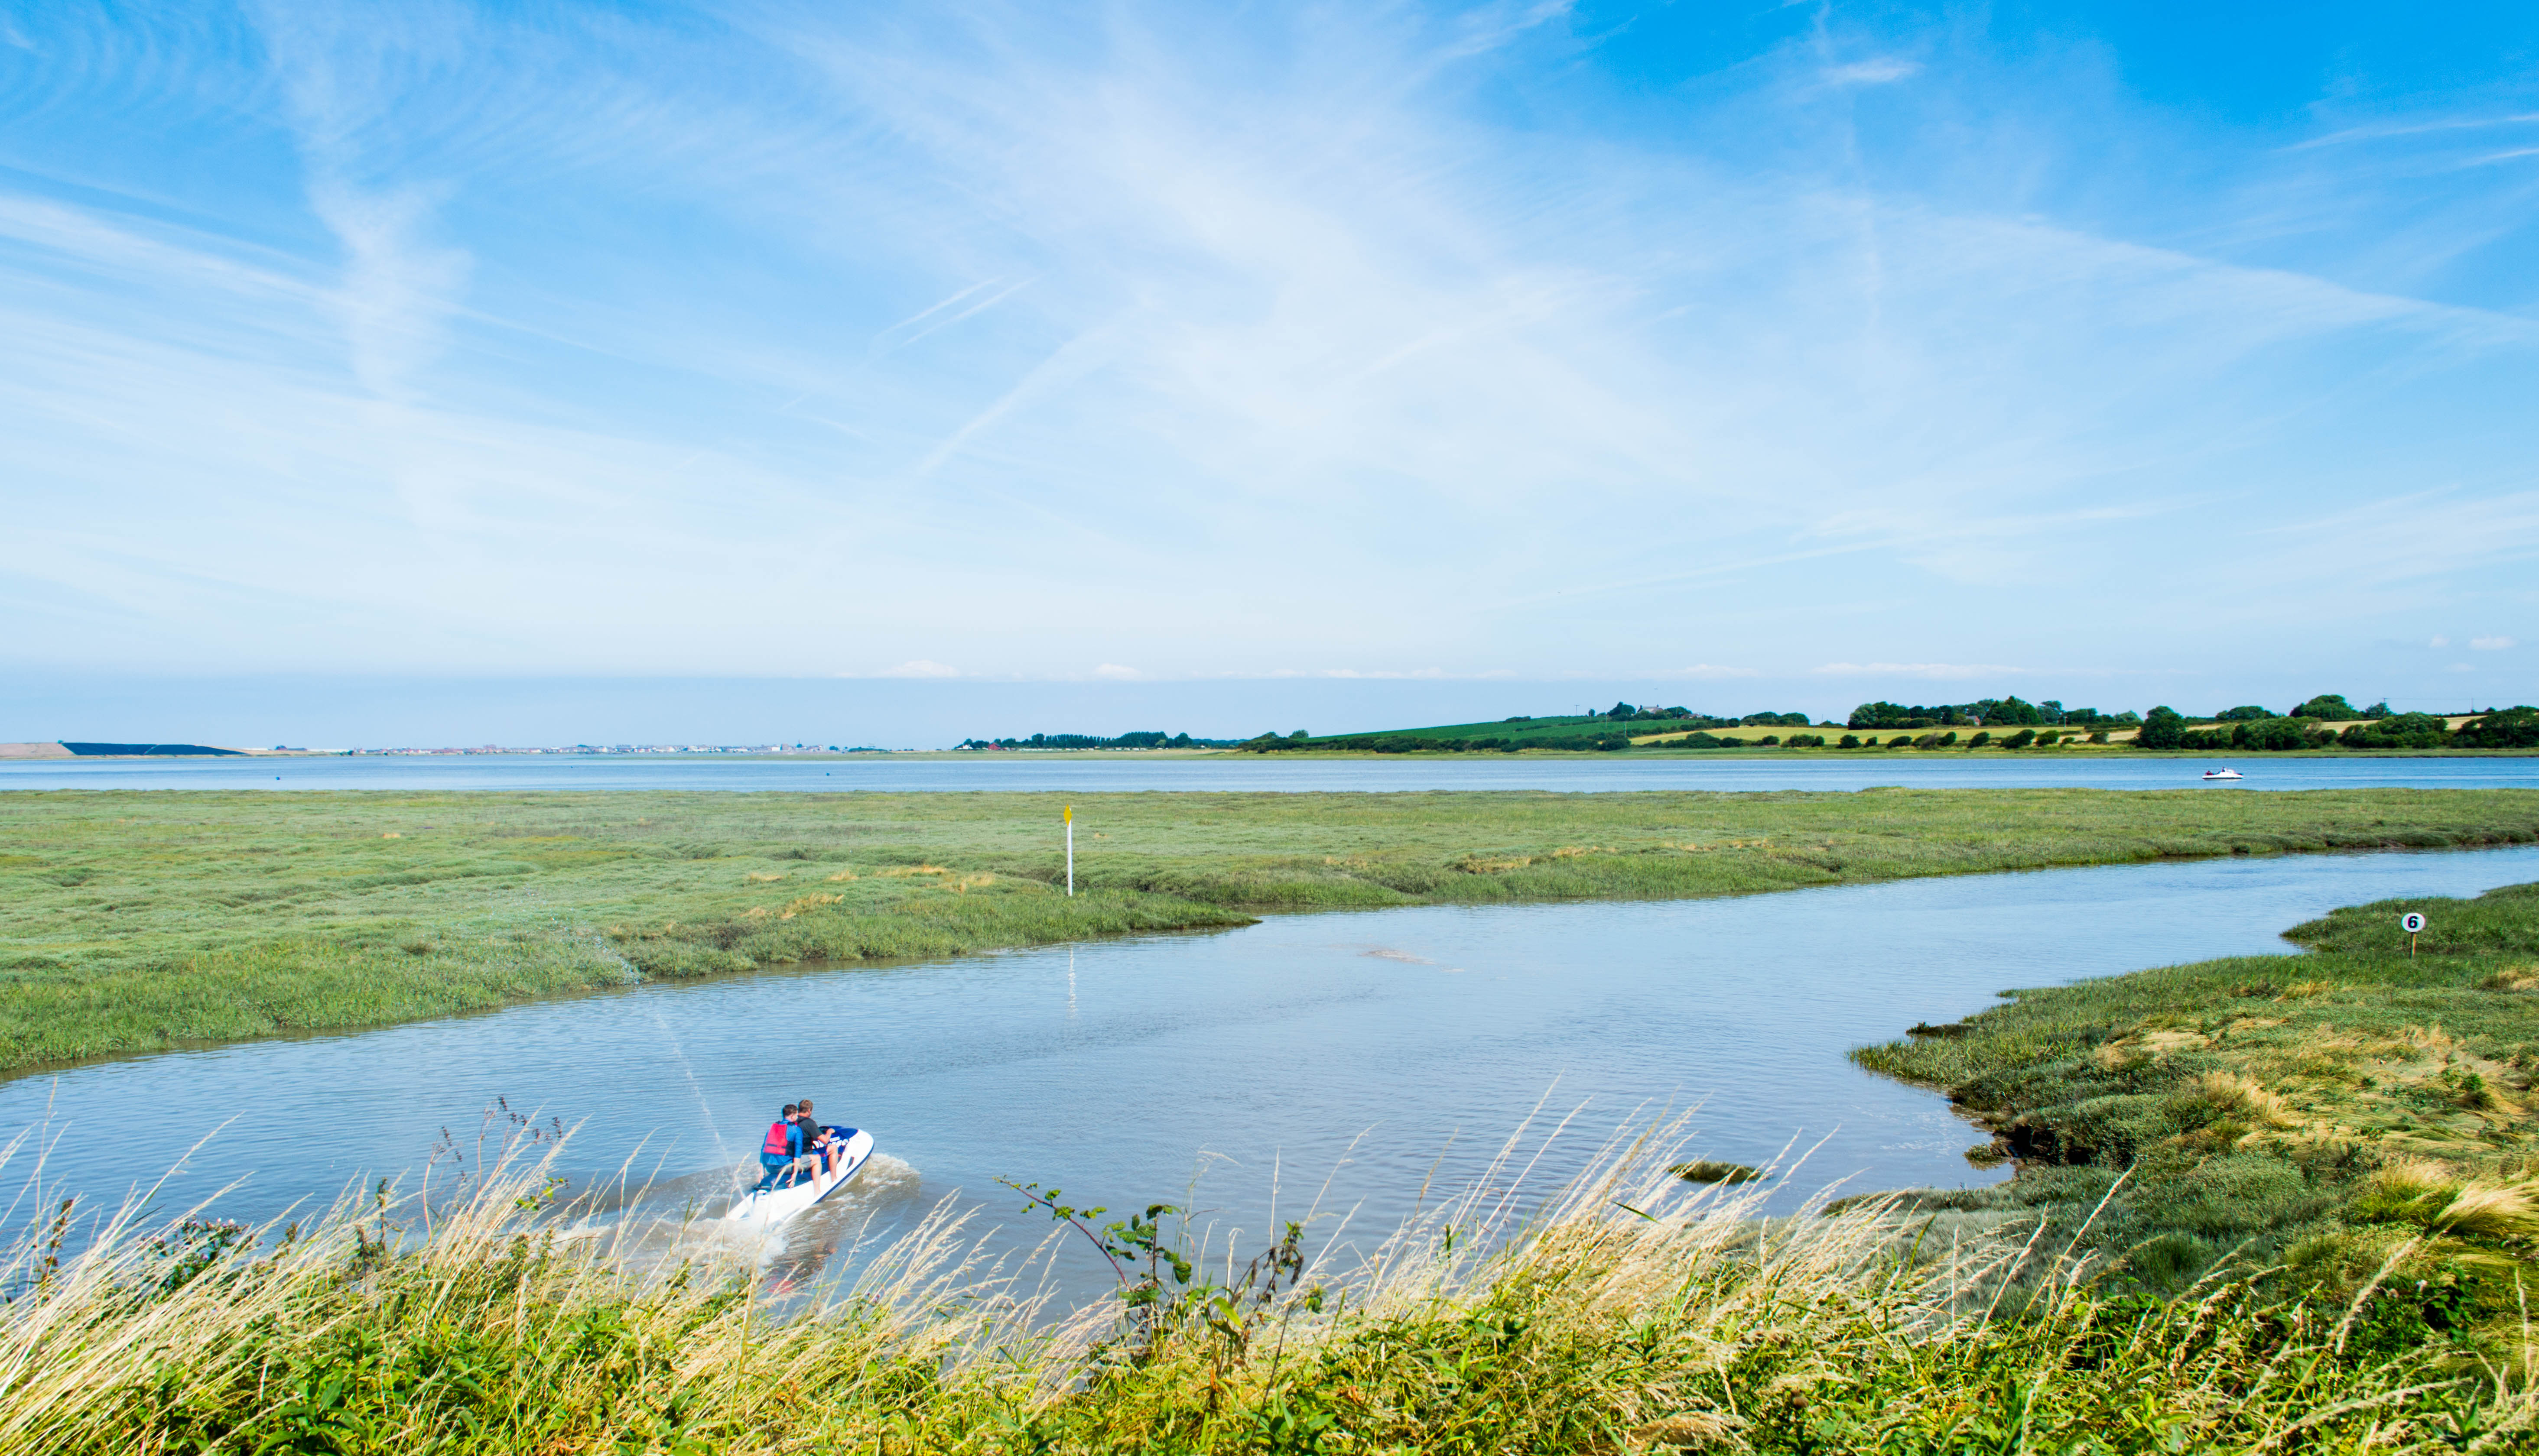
[9,846,2539,1288]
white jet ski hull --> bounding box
[724,1127,874,1228]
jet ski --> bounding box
[2201,768,2243,782]
[724,1126,874,1228]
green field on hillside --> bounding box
[6,787,2539,1070]
[1279,712,1624,749]
[1372,712,1614,740]
[1226,700,2539,754]
[1247,708,1836,753]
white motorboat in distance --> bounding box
[2202,768,2243,782]
[724,1126,875,1229]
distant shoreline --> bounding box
[10,743,2539,762]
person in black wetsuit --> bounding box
[795,1098,843,1177]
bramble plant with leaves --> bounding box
[1000,1178,1321,1370]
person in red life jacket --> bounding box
[755,1103,804,1190]
[795,1098,842,1177]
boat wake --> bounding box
[739,1152,926,1287]
[551,1150,927,1295]
[815,1151,923,1211]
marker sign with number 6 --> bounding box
[2401,912,2426,934]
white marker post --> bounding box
[1064,804,1074,897]
[2402,911,2425,957]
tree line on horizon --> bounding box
[965,694,2539,755]
[2136,701,2539,751]
[1291,695,2539,754]
[956,730,1248,750]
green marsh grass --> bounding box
[5,1112,2532,1454]
[5,787,2538,1069]
[1669,1159,1766,1185]
[1854,880,2539,1338]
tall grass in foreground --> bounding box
[3,1125,2530,1454]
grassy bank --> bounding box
[1856,881,2539,1351]
[7,787,2539,1070]
[7,1121,2529,1454]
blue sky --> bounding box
[3,2,2536,742]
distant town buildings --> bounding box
[342,743,882,756]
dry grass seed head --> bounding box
[2367,1159,2459,1201]
[2433,1181,2539,1240]
[2401,1023,2464,1055]
[2197,1072,2296,1128]
[1630,1410,1749,1451]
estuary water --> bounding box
[6,752,2539,793]
[9,845,2539,1284]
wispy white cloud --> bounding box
[910,320,1124,480]
[1812,663,2020,680]
[306,180,471,397]
[2471,636,2516,651]
[250,2,478,401]
[874,276,1035,354]
[0,0,2533,699]
[2256,490,2539,590]
[1438,0,1576,62]
[1281,668,1454,680]
[0,197,323,309]
[876,660,962,678]
[1823,57,1919,86]
[2287,112,2539,152]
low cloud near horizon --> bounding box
[2,1,2534,717]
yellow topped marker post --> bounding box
[1064,804,1074,897]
